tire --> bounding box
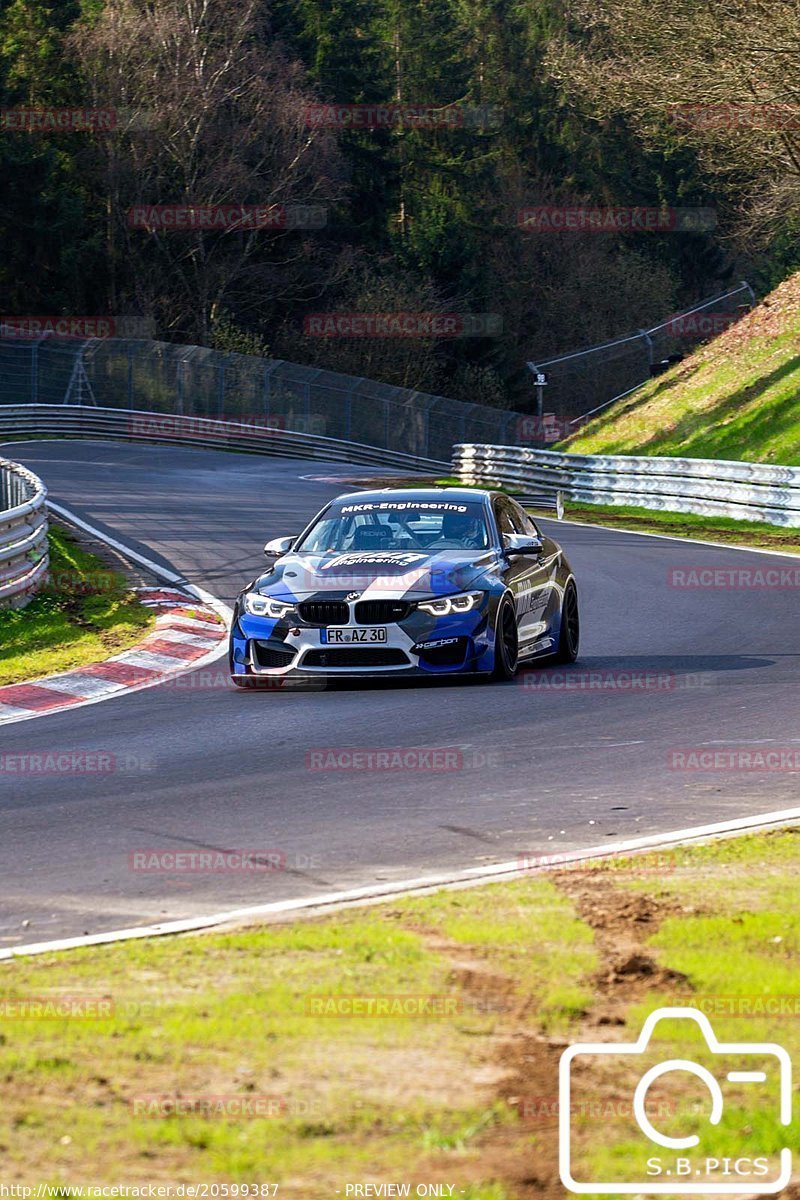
[491,595,519,681]
[554,579,580,664]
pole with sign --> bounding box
[534,371,548,419]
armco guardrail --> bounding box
[0,404,449,472]
[454,444,800,527]
[0,458,48,607]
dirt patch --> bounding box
[553,874,690,1028]
[412,872,700,1198]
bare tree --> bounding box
[484,167,679,365]
[72,0,345,341]
[272,260,452,392]
[547,0,800,239]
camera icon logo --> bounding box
[559,1006,791,1194]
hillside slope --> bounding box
[563,272,800,464]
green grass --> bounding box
[0,524,154,685]
[561,502,800,552]
[570,831,800,1196]
[5,832,800,1195]
[563,278,800,463]
[0,877,594,1192]
[395,880,596,1032]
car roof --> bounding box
[331,487,493,505]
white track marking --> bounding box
[3,804,800,960]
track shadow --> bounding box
[230,653,778,695]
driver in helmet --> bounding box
[431,510,485,549]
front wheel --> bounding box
[554,580,580,663]
[491,595,519,681]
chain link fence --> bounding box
[0,284,757,459]
[0,338,524,463]
[528,282,755,428]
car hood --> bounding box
[252,548,500,601]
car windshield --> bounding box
[295,499,490,553]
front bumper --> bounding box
[229,601,495,679]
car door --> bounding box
[493,496,556,654]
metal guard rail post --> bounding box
[453,444,800,527]
[0,404,450,474]
[0,457,48,607]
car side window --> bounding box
[493,496,518,537]
[491,494,515,537]
[510,499,539,537]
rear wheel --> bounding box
[491,595,519,681]
[554,580,580,663]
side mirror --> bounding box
[503,532,543,558]
[264,536,296,558]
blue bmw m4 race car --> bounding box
[228,487,579,685]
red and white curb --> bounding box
[0,587,228,726]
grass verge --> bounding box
[3,831,800,1195]
[0,524,155,685]
[564,832,800,1196]
[0,878,595,1195]
[561,271,800,463]
[560,502,800,553]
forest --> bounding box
[1,0,797,407]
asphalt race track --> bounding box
[1,439,798,945]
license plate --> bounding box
[321,628,388,644]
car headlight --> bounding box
[243,592,296,619]
[416,590,484,617]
